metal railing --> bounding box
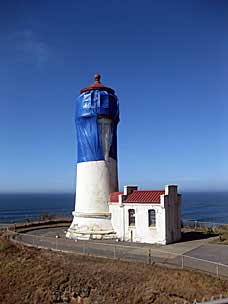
[1,230,226,303]
[0,224,16,235]
[12,232,228,280]
[2,220,228,303]
[2,218,227,232]
[183,220,228,232]
[197,299,228,304]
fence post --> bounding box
[83,242,86,255]
[114,245,116,259]
[148,248,151,265]
[181,255,184,269]
[55,237,58,250]
[194,220,197,230]
[216,263,219,278]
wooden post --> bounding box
[114,245,116,259]
[216,264,219,278]
[148,248,151,265]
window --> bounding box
[128,209,135,226]
[148,209,156,227]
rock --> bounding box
[62,293,70,303]
[80,287,91,298]
[52,291,62,303]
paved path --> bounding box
[25,227,217,250]
[19,227,228,266]
[13,227,228,278]
[26,227,67,238]
[159,238,228,267]
[186,244,228,265]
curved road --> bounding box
[13,227,228,279]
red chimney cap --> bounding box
[80,74,115,94]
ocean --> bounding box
[0,192,228,224]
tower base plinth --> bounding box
[66,212,117,240]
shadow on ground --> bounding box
[180,231,218,243]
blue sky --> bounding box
[1,0,227,193]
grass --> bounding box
[183,224,228,245]
[217,225,228,245]
[0,237,228,304]
[0,240,11,252]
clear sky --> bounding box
[1,0,227,193]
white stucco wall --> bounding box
[75,158,118,214]
[110,203,167,244]
[109,185,182,245]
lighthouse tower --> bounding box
[66,74,119,240]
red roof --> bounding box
[125,190,165,203]
[80,74,115,94]
[109,190,165,204]
[109,192,123,202]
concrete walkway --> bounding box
[24,227,228,264]
[186,244,228,265]
[160,237,219,255]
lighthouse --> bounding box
[66,74,119,240]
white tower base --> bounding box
[66,158,118,240]
[66,213,116,240]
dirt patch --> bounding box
[0,238,228,304]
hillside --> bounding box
[0,238,228,304]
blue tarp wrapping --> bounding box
[76,90,119,163]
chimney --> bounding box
[165,185,178,195]
[124,185,138,196]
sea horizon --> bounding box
[0,191,228,225]
[1,190,228,194]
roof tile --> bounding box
[109,192,123,202]
[124,190,165,203]
[109,190,165,204]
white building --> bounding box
[109,185,182,245]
